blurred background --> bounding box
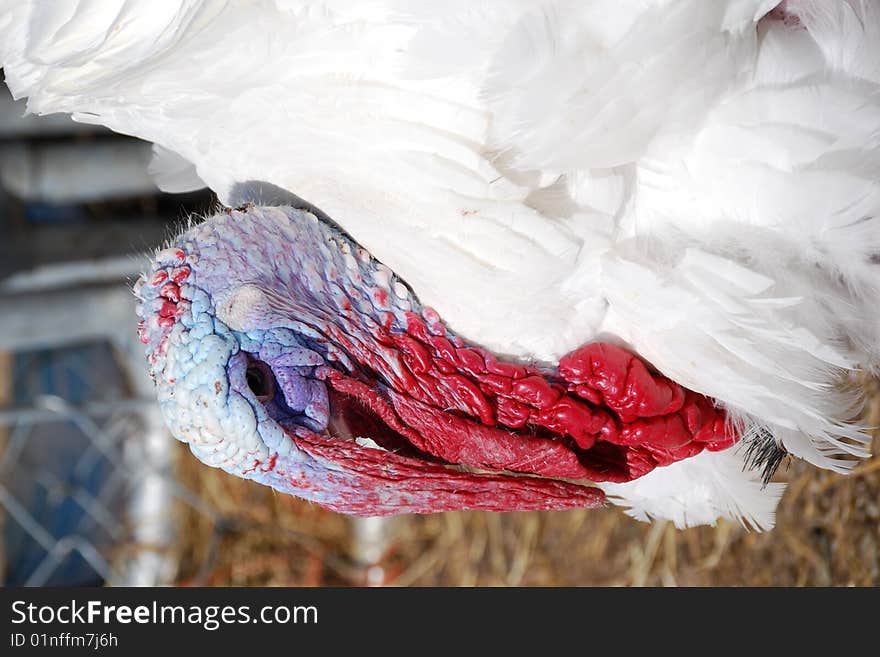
[0,74,877,587]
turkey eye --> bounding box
[246,362,273,398]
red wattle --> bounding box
[322,309,736,484]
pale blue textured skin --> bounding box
[136,205,425,509]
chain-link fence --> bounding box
[0,343,160,585]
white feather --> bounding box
[601,448,786,531]
[149,144,206,194]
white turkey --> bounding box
[1,0,877,531]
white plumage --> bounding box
[2,0,877,529]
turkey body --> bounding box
[2,0,878,529]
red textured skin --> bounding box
[293,428,606,515]
[318,310,736,485]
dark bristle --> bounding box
[741,426,789,487]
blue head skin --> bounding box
[134,205,603,515]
